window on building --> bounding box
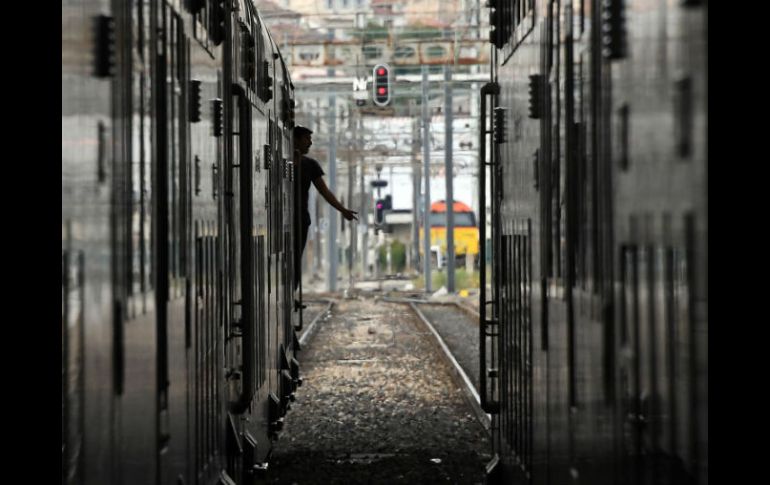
[426,45,447,58]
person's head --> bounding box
[294,126,313,155]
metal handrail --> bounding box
[479,81,499,414]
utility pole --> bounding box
[327,30,338,292]
[359,116,368,280]
[348,111,356,289]
[327,95,338,292]
[444,64,456,292]
[312,110,322,274]
[374,165,382,279]
[421,64,432,293]
[411,115,421,274]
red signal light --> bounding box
[376,203,383,209]
[373,64,391,107]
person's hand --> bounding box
[341,208,358,221]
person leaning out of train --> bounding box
[292,126,358,300]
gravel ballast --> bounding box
[269,298,492,484]
[414,304,486,394]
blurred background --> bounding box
[257,0,491,295]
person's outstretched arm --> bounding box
[312,177,359,221]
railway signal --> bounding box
[372,64,391,107]
[375,199,385,225]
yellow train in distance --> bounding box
[419,200,479,260]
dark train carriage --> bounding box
[479,1,707,484]
[62,1,301,484]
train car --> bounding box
[478,1,707,484]
[62,1,301,483]
[419,200,480,263]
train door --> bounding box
[265,44,295,436]
[539,1,572,483]
[682,3,708,484]
[249,22,270,463]
[62,0,119,479]
[109,1,161,484]
[153,2,192,483]
[481,2,540,482]
[562,3,580,481]
[226,77,261,474]
[224,3,276,478]
[277,60,300,425]
[273,57,295,370]
[62,0,121,482]
[561,1,617,483]
[188,1,227,483]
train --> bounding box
[419,200,480,263]
[62,1,303,484]
[420,200,479,260]
[478,1,707,484]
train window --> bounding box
[277,135,285,250]
[284,233,293,347]
[166,13,177,279]
[129,72,144,296]
[502,0,536,59]
[674,77,693,159]
[576,55,589,288]
[619,245,631,345]
[62,246,86,481]
[268,119,278,254]
[551,118,563,281]
[547,1,555,71]
[194,229,203,467]
[130,0,153,295]
[639,243,654,435]
[135,0,144,60]
[673,219,693,463]
[428,212,476,227]
[656,243,675,455]
[624,242,640,416]
[192,0,210,49]
[193,226,220,469]
[257,235,266,388]
[579,0,585,34]
[255,18,267,99]
[142,70,153,291]
[663,247,681,456]
[241,25,256,91]
[499,221,534,470]
[515,0,522,30]
[618,103,630,170]
[178,21,190,277]
[167,13,187,279]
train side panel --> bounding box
[485,1,707,483]
[63,1,299,483]
[62,0,119,482]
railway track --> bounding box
[269,296,492,483]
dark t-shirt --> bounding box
[300,155,325,226]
